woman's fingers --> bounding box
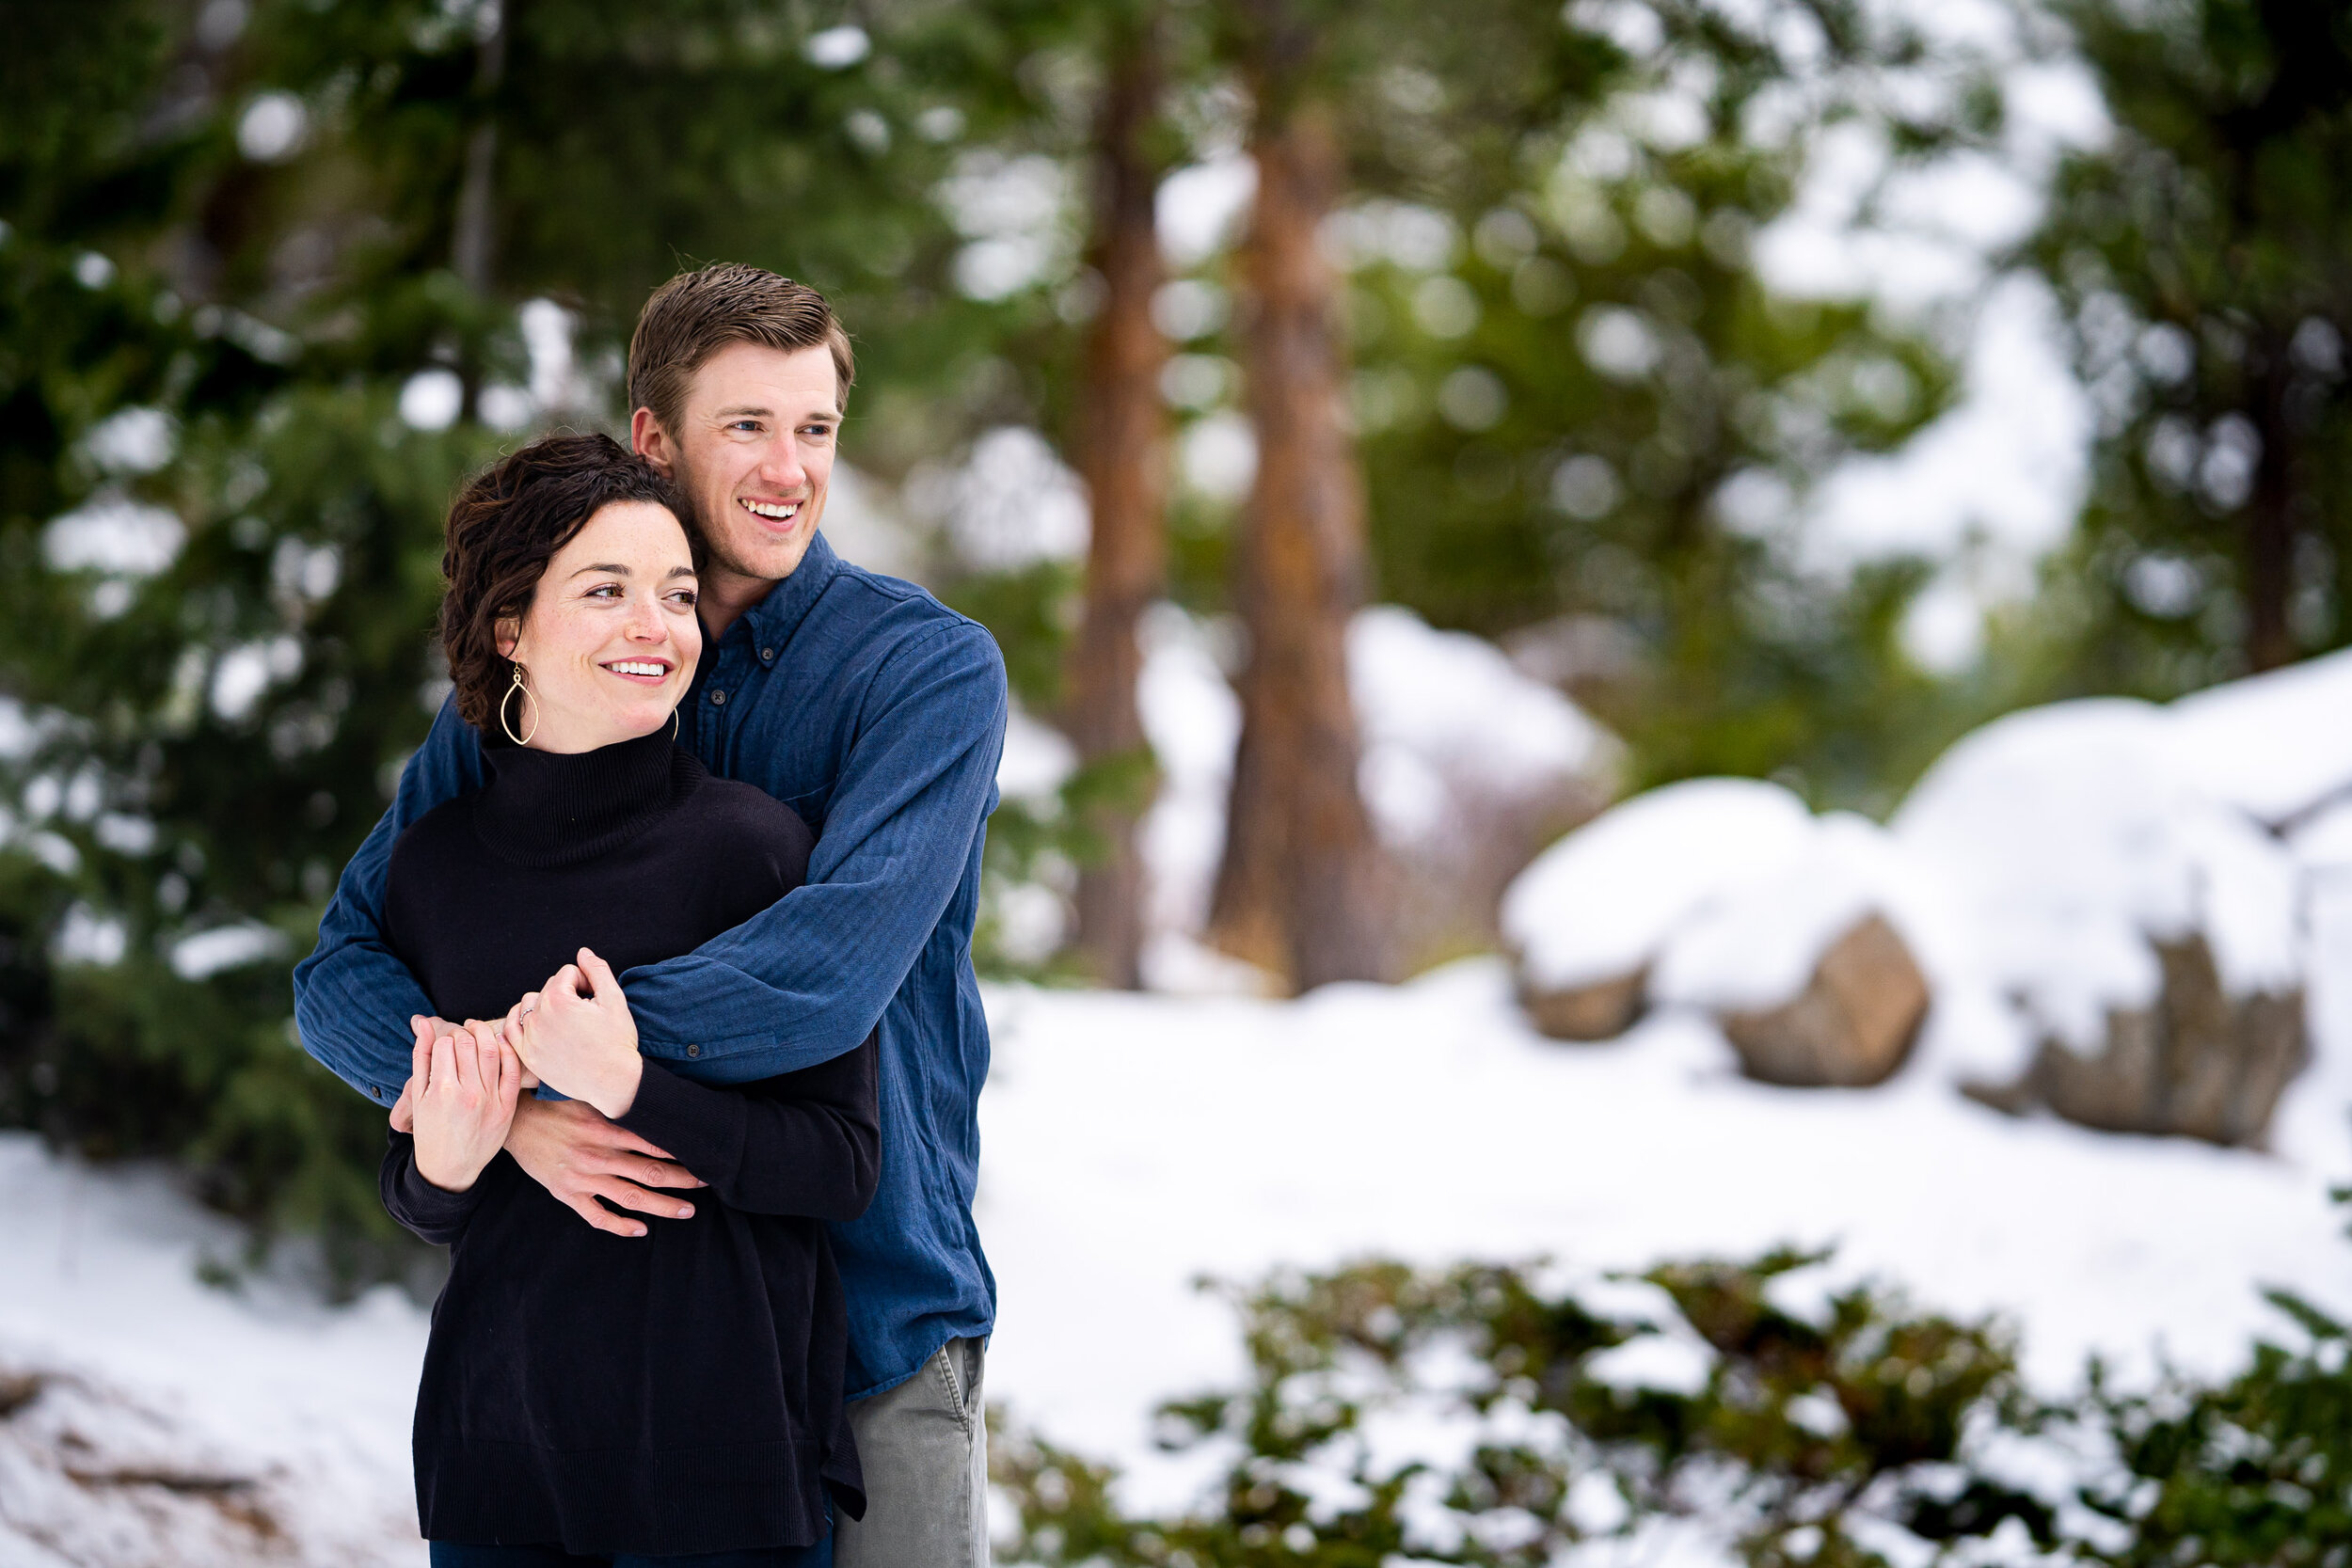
[577,948,621,1004]
[493,1037,523,1110]
[452,1027,484,1094]
[428,1028,459,1099]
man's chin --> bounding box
[716,529,818,585]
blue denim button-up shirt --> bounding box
[293,533,1005,1399]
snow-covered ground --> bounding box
[0,1137,426,1565]
[8,953,2352,1557]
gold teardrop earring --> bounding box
[501,661,540,746]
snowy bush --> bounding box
[992,1248,2051,1567]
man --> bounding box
[294,263,1005,1568]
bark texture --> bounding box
[1061,28,1171,990]
[1207,95,1392,989]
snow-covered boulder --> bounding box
[2166,642,2352,826]
[1651,812,1943,1085]
[1895,699,2306,1145]
[1501,779,1816,1039]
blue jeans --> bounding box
[428,1534,830,1568]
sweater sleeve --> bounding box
[379,1130,489,1245]
[614,1035,880,1221]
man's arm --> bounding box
[292,699,485,1104]
[619,620,1008,1082]
[297,703,704,1238]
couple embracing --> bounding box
[294,264,1004,1568]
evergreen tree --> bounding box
[0,0,996,1263]
[2026,0,2352,692]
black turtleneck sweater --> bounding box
[375,724,879,1557]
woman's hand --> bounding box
[405,1017,524,1194]
[503,948,644,1121]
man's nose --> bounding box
[757,433,808,493]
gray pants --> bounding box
[834,1337,990,1568]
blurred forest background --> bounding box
[1,0,2349,1273]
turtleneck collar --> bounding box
[473,720,699,868]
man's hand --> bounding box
[501,1096,704,1239]
[406,1020,523,1194]
[504,949,644,1119]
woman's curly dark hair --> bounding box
[438,434,693,732]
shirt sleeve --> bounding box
[617,620,1007,1083]
[616,1037,881,1220]
[293,699,488,1104]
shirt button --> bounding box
[686,1043,702,1058]
[760,647,774,661]
[709,689,726,705]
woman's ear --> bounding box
[495,615,520,660]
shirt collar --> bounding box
[734,530,844,652]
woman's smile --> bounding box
[501,498,703,752]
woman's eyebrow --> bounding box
[569,562,632,577]
[665,565,697,579]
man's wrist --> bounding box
[503,1095,547,1148]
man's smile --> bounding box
[740,498,803,523]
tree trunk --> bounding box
[451,8,507,294]
[1061,24,1170,990]
[1207,95,1391,990]
[2245,334,2296,673]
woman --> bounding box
[379,433,877,1567]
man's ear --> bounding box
[630,406,674,474]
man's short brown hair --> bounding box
[627,263,854,440]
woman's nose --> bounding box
[626,599,668,640]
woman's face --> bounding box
[498,500,701,753]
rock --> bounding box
[1518,967,1647,1042]
[1720,913,1929,1087]
[2007,933,2308,1148]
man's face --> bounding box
[633,341,839,586]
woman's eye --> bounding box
[585,583,622,599]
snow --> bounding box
[1501,778,1816,991]
[1349,606,1618,848]
[2167,643,2352,825]
[0,1135,426,1564]
[1896,698,2302,1054]
[1649,811,1947,1012]
[43,494,184,578]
